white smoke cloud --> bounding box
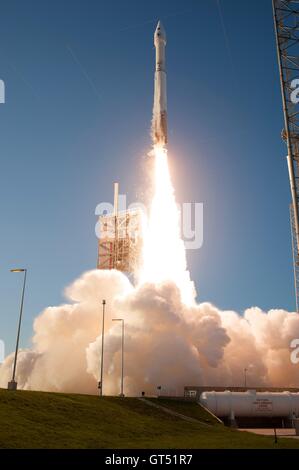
[1,269,299,395]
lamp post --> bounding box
[112,318,124,397]
[244,368,248,389]
[99,299,106,397]
[8,268,27,391]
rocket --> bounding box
[153,21,167,146]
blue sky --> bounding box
[0,0,294,354]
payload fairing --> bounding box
[153,21,167,146]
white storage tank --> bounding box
[200,390,299,418]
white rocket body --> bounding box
[153,21,167,146]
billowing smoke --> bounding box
[1,268,299,395]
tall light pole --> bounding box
[112,318,124,397]
[244,368,248,389]
[99,299,106,397]
[8,268,27,391]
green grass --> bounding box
[146,397,220,424]
[0,388,298,448]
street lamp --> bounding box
[8,268,27,391]
[112,318,124,397]
[99,299,106,397]
[244,368,248,389]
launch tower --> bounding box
[273,0,299,311]
[97,183,142,272]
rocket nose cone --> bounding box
[155,20,166,42]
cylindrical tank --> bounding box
[200,390,299,418]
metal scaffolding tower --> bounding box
[97,183,142,273]
[273,0,299,311]
[290,204,299,311]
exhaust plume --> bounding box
[1,269,299,395]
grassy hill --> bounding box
[0,388,298,449]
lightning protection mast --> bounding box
[273,0,299,312]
